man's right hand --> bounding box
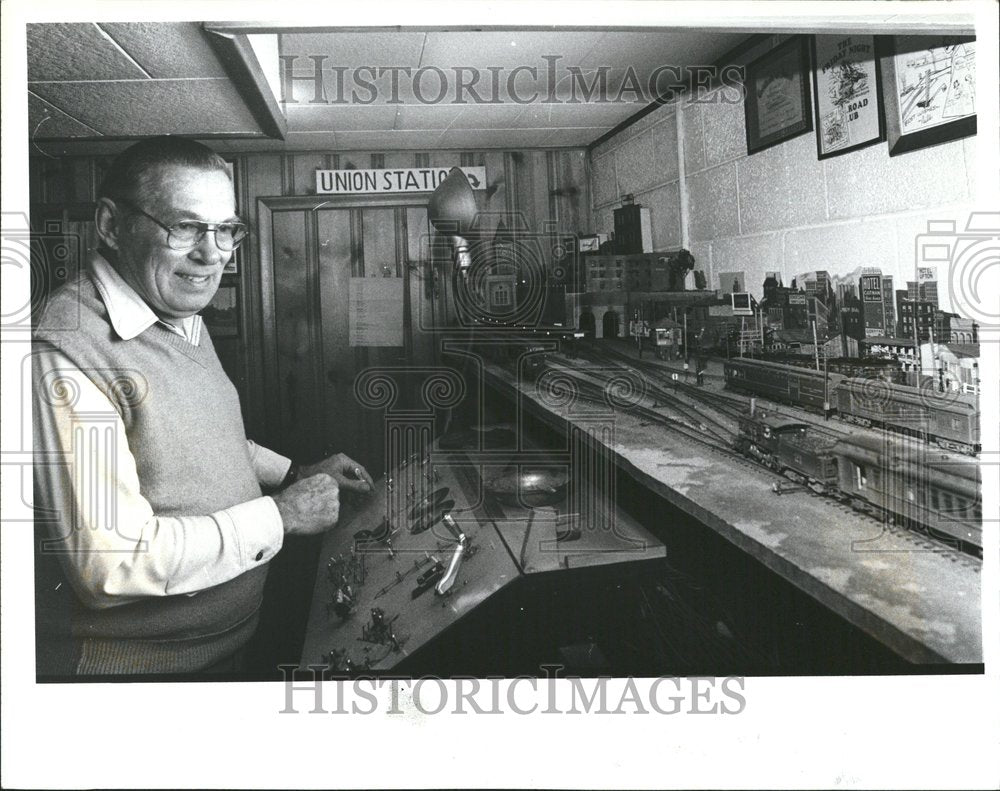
[272,473,340,536]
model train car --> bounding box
[724,359,980,455]
[836,377,979,455]
[724,358,844,412]
[832,432,981,549]
[735,410,982,552]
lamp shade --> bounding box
[427,167,477,237]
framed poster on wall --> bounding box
[812,35,885,158]
[744,36,813,155]
[879,35,977,156]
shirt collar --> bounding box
[89,251,203,344]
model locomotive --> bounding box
[723,359,979,455]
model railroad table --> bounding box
[480,358,983,665]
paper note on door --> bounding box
[349,277,404,346]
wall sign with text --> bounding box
[316,166,487,195]
[812,35,885,159]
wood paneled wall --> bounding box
[30,147,592,441]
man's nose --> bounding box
[189,231,227,266]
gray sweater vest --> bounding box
[33,271,269,675]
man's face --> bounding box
[113,165,237,320]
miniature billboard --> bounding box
[731,292,755,316]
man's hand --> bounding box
[272,473,340,535]
[302,453,375,495]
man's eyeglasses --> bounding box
[118,199,248,252]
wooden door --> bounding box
[258,194,434,475]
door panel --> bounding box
[361,207,398,277]
[262,195,433,475]
[317,209,355,463]
[272,210,324,461]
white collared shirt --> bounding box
[33,251,290,609]
[89,251,205,344]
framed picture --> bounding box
[879,35,976,156]
[202,280,240,338]
[744,36,813,155]
[812,35,885,158]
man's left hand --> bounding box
[302,453,375,494]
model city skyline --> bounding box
[716,264,980,395]
[748,265,976,344]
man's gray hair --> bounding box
[98,136,231,203]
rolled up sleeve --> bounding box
[246,440,292,489]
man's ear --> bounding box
[95,198,123,250]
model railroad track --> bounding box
[580,343,863,444]
[576,344,750,424]
[542,365,743,459]
[565,345,740,441]
[519,351,981,562]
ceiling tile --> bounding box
[26,26,760,151]
[27,23,149,81]
[29,80,262,137]
[29,92,102,139]
[420,31,599,70]
[334,130,446,150]
[436,128,555,149]
[394,104,465,131]
[100,23,227,79]
[448,104,534,130]
[272,132,338,150]
[578,31,745,70]
[541,127,609,147]
[514,103,552,128]
[546,101,640,128]
[281,65,534,107]
[284,104,399,132]
[280,32,427,68]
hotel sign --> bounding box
[860,274,882,302]
[316,166,487,195]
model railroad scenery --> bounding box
[482,336,983,558]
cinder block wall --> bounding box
[590,40,977,309]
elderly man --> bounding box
[32,136,373,677]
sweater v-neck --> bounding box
[146,321,214,369]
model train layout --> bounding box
[474,335,983,556]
